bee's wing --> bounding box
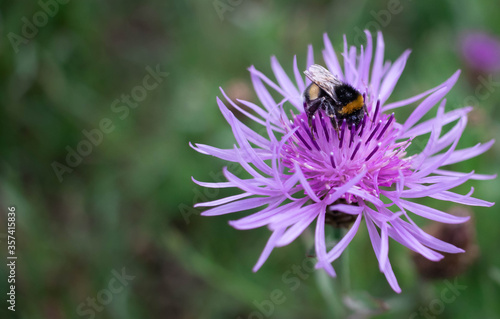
[304,64,342,102]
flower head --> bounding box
[461,31,500,72]
[191,31,495,292]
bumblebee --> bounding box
[303,64,367,133]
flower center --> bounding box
[280,102,413,201]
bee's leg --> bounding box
[361,93,369,117]
[362,104,372,129]
[308,116,314,139]
[329,115,340,135]
[305,101,321,138]
[324,102,339,134]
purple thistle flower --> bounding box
[461,31,500,72]
[191,31,496,293]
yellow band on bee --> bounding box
[339,95,364,115]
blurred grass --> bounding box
[0,0,499,318]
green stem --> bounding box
[341,227,351,294]
[313,227,352,317]
[315,267,347,318]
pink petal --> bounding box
[401,106,471,139]
[276,208,318,247]
[365,215,401,293]
[384,70,460,112]
[294,162,321,203]
[201,196,275,216]
[315,206,337,277]
[379,50,411,105]
[194,192,252,208]
[271,56,302,107]
[322,33,344,79]
[402,87,450,132]
[293,55,306,94]
[398,199,470,224]
[370,31,385,97]
[305,44,315,86]
[325,213,362,261]
[253,228,285,272]
[325,169,367,204]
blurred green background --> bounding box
[1,0,499,318]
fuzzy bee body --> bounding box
[303,64,367,133]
